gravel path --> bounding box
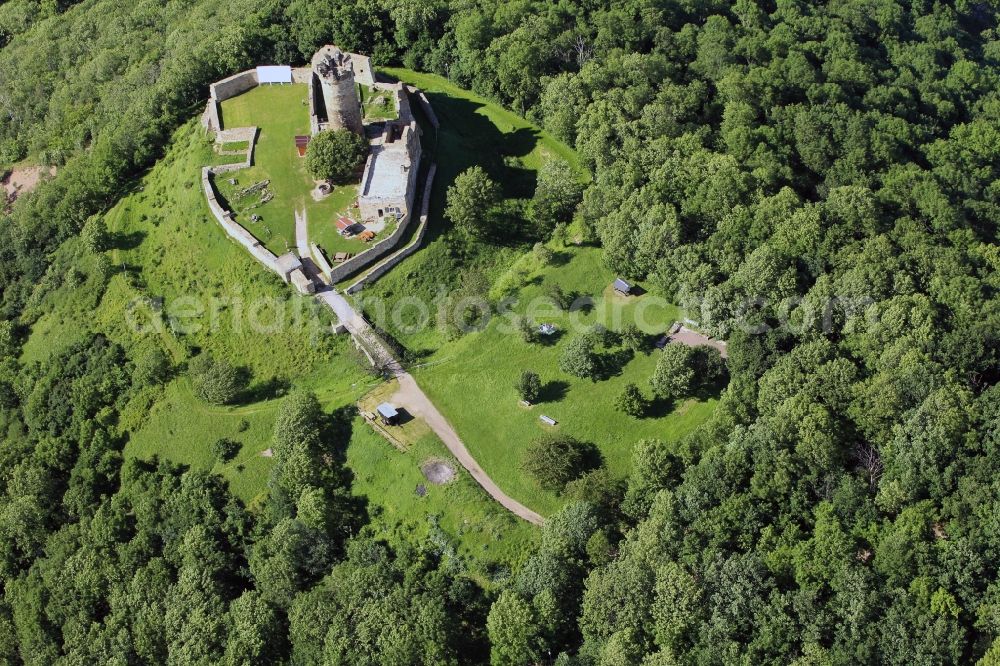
[391,373,545,525]
[296,210,545,525]
[295,209,310,258]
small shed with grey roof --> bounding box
[377,402,399,425]
[613,278,634,295]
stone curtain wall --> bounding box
[202,69,259,131]
[345,163,437,294]
[310,242,335,277]
[200,165,283,277]
[307,73,321,135]
[211,69,259,102]
[407,86,440,129]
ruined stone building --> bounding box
[306,45,423,222]
[358,121,421,222]
[310,46,364,135]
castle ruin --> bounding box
[201,46,428,293]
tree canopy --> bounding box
[305,129,367,184]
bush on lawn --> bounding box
[522,434,595,492]
[516,370,542,403]
[190,353,245,405]
[211,438,241,463]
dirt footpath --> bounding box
[391,373,546,525]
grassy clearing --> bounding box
[350,380,536,569]
[347,71,719,517]
[217,84,365,256]
[407,246,717,515]
[21,114,538,563]
[122,380,279,506]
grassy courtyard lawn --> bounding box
[359,84,398,122]
[406,246,718,516]
[307,184,400,260]
[217,84,363,256]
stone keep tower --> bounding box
[312,46,364,135]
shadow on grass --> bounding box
[549,250,572,267]
[576,440,605,478]
[113,229,146,250]
[643,396,677,419]
[416,91,545,249]
[536,329,564,346]
[392,407,416,426]
[539,380,569,403]
[596,348,634,381]
[569,295,596,315]
[239,375,291,404]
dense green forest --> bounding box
[2,0,1000,663]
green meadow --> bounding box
[355,69,718,517]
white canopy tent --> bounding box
[256,65,292,84]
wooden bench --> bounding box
[539,415,557,426]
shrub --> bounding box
[615,383,645,418]
[81,215,109,253]
[132,343,171,386]
[516,370,542,403]
[620,323,645,353]
[650,344,696,400]
[522,434,591,492]
[0,320,15,356]
[695,346,728,386]
[530,158,583,233]
[533,242,554,265]
[190,354,244,405]
[545,283,569,311]
[211,438,240,463]
[272,390,324,456]
[559,333,598,381]
[445,166,501,244]
[516,315,537,343]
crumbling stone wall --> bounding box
[201,166,283,277]
[211,69,259,103]
[202,69,258,132]
[345,163,436,294]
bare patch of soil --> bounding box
[420,458,456,485]
[3,166,56,209]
